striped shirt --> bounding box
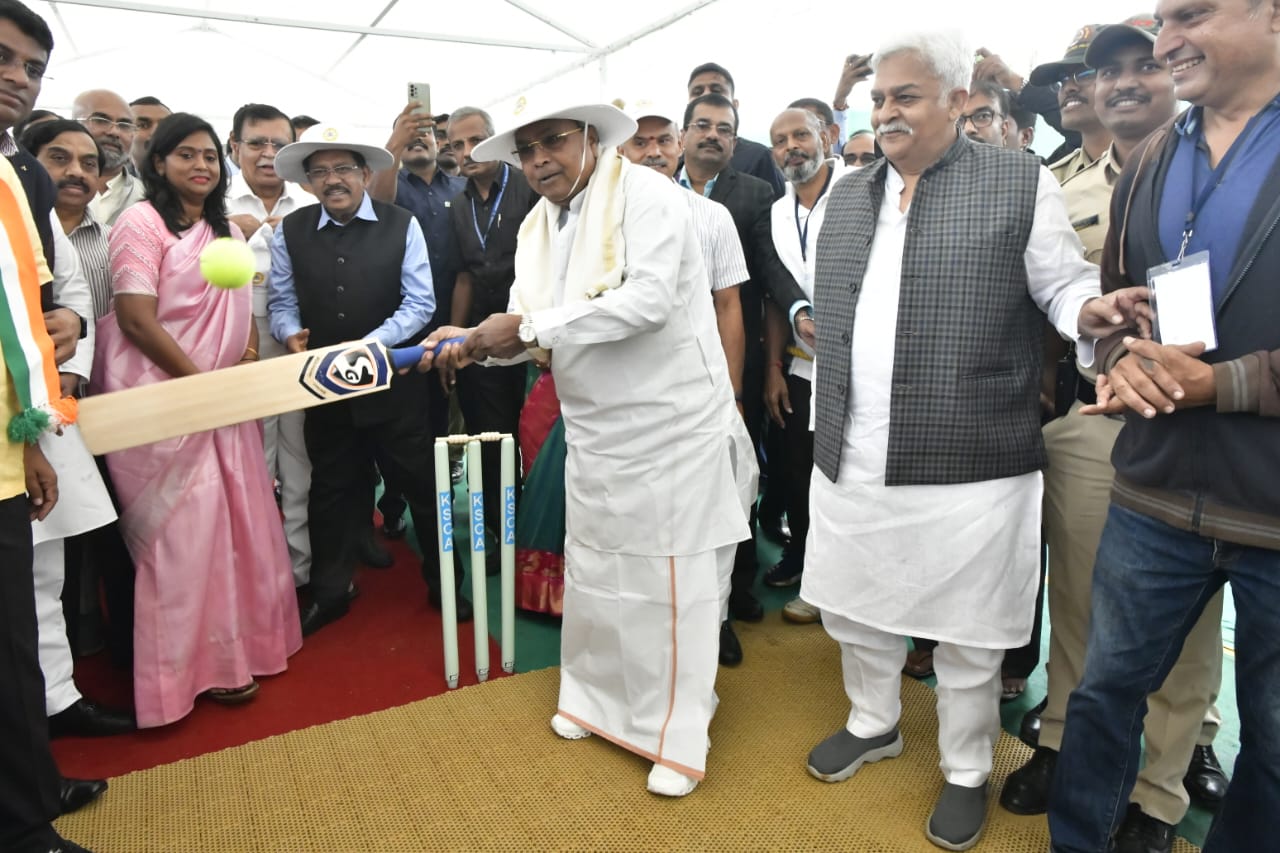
[66,210,112,320]
[684,190,748,292]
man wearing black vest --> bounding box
[797,32,1148,851]
[269,125,465,637]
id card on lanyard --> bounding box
[1149,101,1280,351]
[1148,251,1216,350]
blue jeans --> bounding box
[1049,503,1280,852]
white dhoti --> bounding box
[557,539,726,779]
[33,425,116,714]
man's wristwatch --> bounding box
[518,314,538,349]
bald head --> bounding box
[72,89,135,175]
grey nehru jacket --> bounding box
[811,135,1044,486]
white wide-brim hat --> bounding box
[472,100,638,168]
[274,124,395,184]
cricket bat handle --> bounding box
[388,336,466,371]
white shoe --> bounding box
[782,597,821,624]
[647,763,697,797]
[550,713,591,740]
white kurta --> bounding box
[771,158,850,384]
[801,165,1099,649]
[528,165,748,557]
[518,163,750,778]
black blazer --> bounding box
[708,167,807,333]
[730,138,786,200]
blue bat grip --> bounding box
[388,336,465,372]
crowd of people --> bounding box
[2,0,1277,851]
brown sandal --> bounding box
[203,681,260,705]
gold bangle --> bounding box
[243,347,259,357]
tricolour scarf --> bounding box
[0,174,75,443]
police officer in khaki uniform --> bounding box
[1001,17,1228,853]
[1028,26,1113,185]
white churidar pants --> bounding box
[822,610,1004,787]
[35,539,81,715]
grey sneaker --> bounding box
[925,781,988,851]
[806,726,903,782]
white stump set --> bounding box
[432,432,517,689]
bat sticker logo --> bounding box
[298,342,392,400]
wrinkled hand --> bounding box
[764,364,792,427]
[795,315,816,349]
[972,48,1025,91]
[1077,286,1152,340]
[24,442,57,521]
[388,102,434,154]
[468,313,524,361]
[416,325,476,374]
[834,54,873,107]
[1080,338,1215,418]
[43,308,81,365]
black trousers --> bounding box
[454,361,526,526]
[70,456,134,667]
[376,369,452,524]
[781,374,813,563]
[304,406,449,609]
[730,352,766,601]
[0,494,61,850]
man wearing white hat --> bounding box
[267,125,461,636]
[422,99,752,797]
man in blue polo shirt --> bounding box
[1049,2,1280,852]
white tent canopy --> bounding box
[30,0,1135,142]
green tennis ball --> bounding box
[200,238,255,289]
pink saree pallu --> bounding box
[94,203,300,728]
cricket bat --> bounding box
[77,338,459,455]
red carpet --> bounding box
[51,531,503,779]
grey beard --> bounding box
[783,154,822,184]
[102,148,130,172]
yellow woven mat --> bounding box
[56,615,1200,852]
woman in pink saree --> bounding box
[92,113,300,728]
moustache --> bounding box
[642,156,668,168]
[697,139,722,151]
[323,186,349,195]
[57,177,91,192]
[1106,89,1151,107]
[876,121,913,136]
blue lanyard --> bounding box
[794,163,834,261]
[471,163,509,251]
[1178,99,1280,261]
